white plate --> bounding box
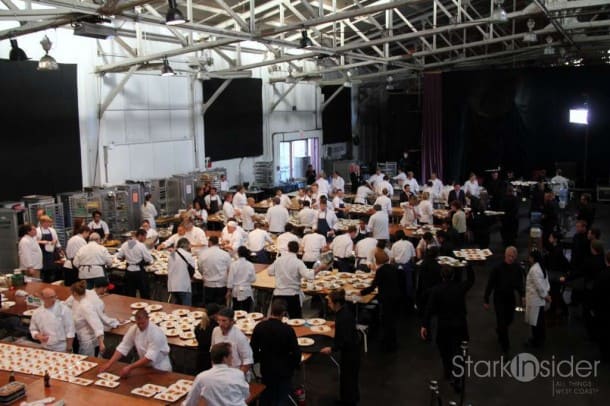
[95,379,120,388]
[190,311,204,319]
[234,310,247,318]
[180,331,195,340]
[1,301,16,309]
[146,304,163,312]
[183,339,198,347]
[247,312,264,320]
[131,387,156,398]
[141,384,167,393]
[97,372,120,381]
[163,328,179,337]
[172,308,190,317]
[130,302,148,309]
[286,319,305,326]
[310,325,331,333]
[298,337,315,346]
[306,318,326,326]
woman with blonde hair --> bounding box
[399,195,419,227]
[418,191,434,225]
[70,280,105,356]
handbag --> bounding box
[176,249,195,278]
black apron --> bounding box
[208,196,220,214]
[40,230,55,270]
[336,202,346,219]
[91,223,105,240]
[316,211,331,237]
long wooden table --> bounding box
[0,346,264,405]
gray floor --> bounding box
[300,199,610,406]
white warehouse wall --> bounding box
[0,21,324,190]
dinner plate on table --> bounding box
[306,318,326,326]
[183,339,198,347]
[298,337,315,346]
[297,334,334,353]
[1,301,16,309]
[146,304,163,312]
[310,325,332,333]
[234,310,248,319]
[130,302,148,310]
[286,319,305,326]
[190,311,204,319]
[247,312,264,320]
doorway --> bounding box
[279,138,319,182]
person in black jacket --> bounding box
[416,247,442,319]
[360,250,402,351]
[576,193,595,227]
[321,289,360,406]
[570,220,590,275]
[541,192,559,250]
[421,264,475,391]
[448,183,466,208]
[483,246,525,354]
[545,231,570,317]
[500,186,519,247]
[194,303,220,372]
[250,298,301,406]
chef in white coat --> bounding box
[69,280,106,356]
[18,223,43,278]
[141,193,158,229]
[64,279,119,332]
[30,287,75,352]
[524,250,551,348]
[101,309,172,377]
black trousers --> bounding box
[260,376,292,406]
[437,323,468,380]
[273,295,301,319]
[339,353,360,405]
[125,270,150,299]
[204,287,228,306]
[380,300,399,350]
[334,258,355,273]
[531,306,546,346]
[232,297,253,312]
[495,302,515,352]
[63,267,78,287]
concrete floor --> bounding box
[300,200,610,406]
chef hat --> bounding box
[227,220,238,227]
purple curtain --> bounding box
[421,72,443,183]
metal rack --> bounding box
[167,174,198,214]
[253,162,274,188]
[21,195,68,247]
[95,188,132,237]
[148,179,169,216]
[192,168,227,191]
[377,161,398,178]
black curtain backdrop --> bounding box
[203,78,263,161]
[443,66,610,186]
[321,85,351,144]
[0,60,81,201]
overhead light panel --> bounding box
[166,0,186,25]
[73,21,116,39]
[299,30,314,48]
[386,75,395,91]
[160,57,175,76]
[9,38,28,61]
[490,0,508,23]
[37,35,58,71]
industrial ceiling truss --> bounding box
[2,0,610,84]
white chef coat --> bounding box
[223,201,235,219]
[331,176,345,193]
[399,202,418,227]
[185,227,208,255]
[64,234,87,269]
[278,194,292,209]
[64,290,118,331]
[301,233,327,262]
[19,234,43,270]
[355,185,372,204]
[73,241,113,280]
[374,195,392,216]
[162,232,186,249]
[246,229,273,252]
[316,178,330,197]
[87,220,109,238]
[331,233,354,259]
[391,239,416,264]
[240,205,255,231]
[198,246,231,288]
[367,173,384,187]
[182,364,249,406]
[71,297,104,354]
[116,239,153,272]
[463,179,480,198]
[233,192,248,210]
[141,202,158,229]
[332,196,345,211]
[418,199,434,224]
[168,248,195,293]
[210,326,254,368]
[431,178,444,199]
[550,175,569,195]
[375,180,394,198]
[116,323,172,371]
[227,227,247,252]
[276,232,300,256]
[367,211,390,240]
[393,172,408,187]
[268,252,313,296]
[227,258,256,301]
[355,237,378,265]
[220,180,229,192]
[297,207,317,228]
[406,177,420,193]
[525,263,550,326]
[146,228,159,245]
[266,205,289,233]
[30,300,75,352]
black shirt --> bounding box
[194,319,218,372]
[361,263,401,303]
[332,305,359,354]
[250,318,301,380]
[570,233,589,271]
[423,266,475,329]
[484,262,525,306]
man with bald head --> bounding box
[483,246,525,353]
[30,287,75,352]
[73,232,113,289]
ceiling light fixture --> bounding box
[523,18,537,43]
[299,30,314,48]
[166,0,186,26]
[37,35,58,71]
[160,57,175,76]
[490,0,508,23]
[9,38,28,61]
[544,35,555,55]
[386,75,395,90]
